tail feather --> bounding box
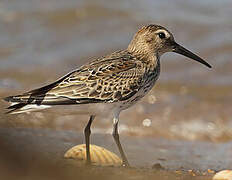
[5,102,51,114]
[4,91,75,114]
[4,69,96,114]
[3,73,69,114]
[4,95,51,114]
[5,102,27,114]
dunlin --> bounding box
[4,24,211,166]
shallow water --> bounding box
[0,0,232,177]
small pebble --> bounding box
[175,170,182,175]
[142,118,151,127]
[152,163,164,170]
[188,169,196,176]
[208,169,216,174]
[213,170,232,180]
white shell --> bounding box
[64,144,122,166]
[213,170,232,180]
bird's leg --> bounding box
[84,115,95,165]
[112,116,130,167]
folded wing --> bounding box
[4,51,145,114]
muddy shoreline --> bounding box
[0,127,231,179]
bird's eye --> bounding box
[158,32,166,39]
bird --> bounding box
[4,24,211,166]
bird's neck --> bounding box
[127,44,159,68]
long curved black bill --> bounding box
[173,42,212,68]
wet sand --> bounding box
[1,127,230,180]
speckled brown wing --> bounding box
[45,50,145,104]
[6,50,145,106]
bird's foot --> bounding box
[122,160,130,167]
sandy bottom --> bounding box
[1,127,231,180]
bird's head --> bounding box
[128,24,211,68]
